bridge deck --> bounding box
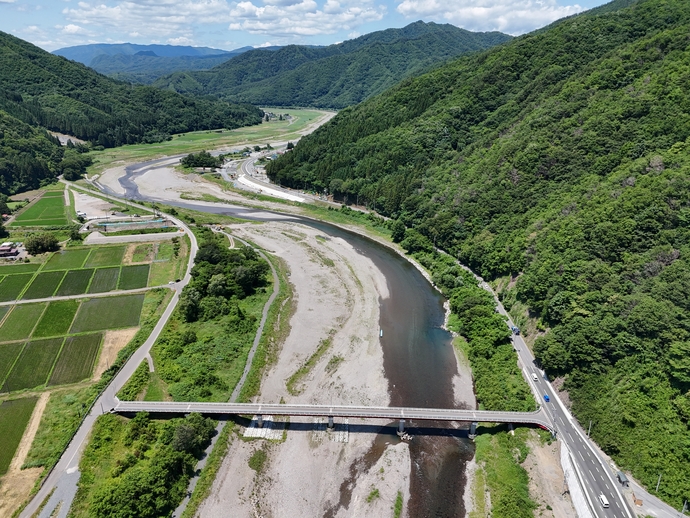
[112,401,552,429]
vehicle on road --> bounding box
[543,394,550,402]
[531,373,539,381]
[599,493,610,508]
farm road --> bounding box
[20,204,198,518]
[0,284,175,307]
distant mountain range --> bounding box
[152,21,512,109]
[51,43,258,84]
[0,32,262,148]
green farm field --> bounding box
[21,271,65,300]
[33,300,80,338]
[0,303,45,341]
[87,267,120,293]
[0,263,40,274]
[0,397,37,475]
[43,249,90,271]
[132,244,153,263]
[2,338,63,392]
[49,333,102,386]
[85,246,125,268]
[0,342,24,387]
[71,294,145,332]
[55,269,94,296]
[11,193,67,227]
[0,305,9,323]
[118,264,150,290]
[0,273,33,302]
[89,109,330,174]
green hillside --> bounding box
[88,53,236,84]
[267,0,690,508]
[0,31,263,148]
[153,21,511,109]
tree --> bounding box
[286,142,294,149]
[24,232,59,255]
[391,219,406,243]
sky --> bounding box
[0,0,612,52]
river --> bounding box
[110,166,475,517]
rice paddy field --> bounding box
[10,191,67,227]
[71,294,145,333]
[85,246,125,268]
[48,333,102,386]
[43,249,90,271]
[118,264,150,290]
[0,397,37,475]
[21,271,66,300]
[87,267,120,293]
[0,303,45,341]
[2,338,63,392]
[55,269,94,297]
[0,342,24,388]
[33,300,80,338]
[0,273,33,302]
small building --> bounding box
[617,471,629,487]
[0,244,19,257]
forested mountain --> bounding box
[52,43,237,65]
[0,110,75,195]
[153,22,511,109]
[0,32,263,148]
[88,53,240,84]
[267,0,690,507]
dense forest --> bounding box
[0,110,92,194]
[0,31,263,148]
[153,22,511,109]
[267,0,690,508]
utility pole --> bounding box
[681,499,687,515]
[587,420,592,437]
[656,473,661,493]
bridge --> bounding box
[112,401,554,435]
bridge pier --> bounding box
[328,416,334,429]
[257,415,263,428]
[399,419,405,433]
[469,422,478,439]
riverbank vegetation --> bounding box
[70,412,215,518]
[266,0,690,507]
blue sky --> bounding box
[0,0,611,52]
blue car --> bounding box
[543,394,550,402]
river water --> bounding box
[112,168,475,517]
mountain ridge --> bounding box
[153,21,512,109]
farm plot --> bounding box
[0,342,24,387]
[0,263,40,274]
[118,264,150,290]
[2,338,63,392]
[87,267,120,293]
[155,242,173,261]
[0,303,46,341]
[71,294,145,333]
[43,249,90,271]
[131,244,153,263]
[0,274,34,302]
[55,269,94,296]
[21,271,65,300]
[49,333,102,386]
[11,194,67,226]
[0,397,37,475]
[33,300,80,338]
[0,305,9,323]
[85,246,125,268]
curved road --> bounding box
[21,197,199,518]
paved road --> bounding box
[111,401,554,429]
[489,287,634,518]
[20,199,199,518]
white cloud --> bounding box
[228,0,385,37]
[63,0,232,38]
[0,0,17,4]
[61,23,88,34]
[168,36,195,45]
[396,0,583,35]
